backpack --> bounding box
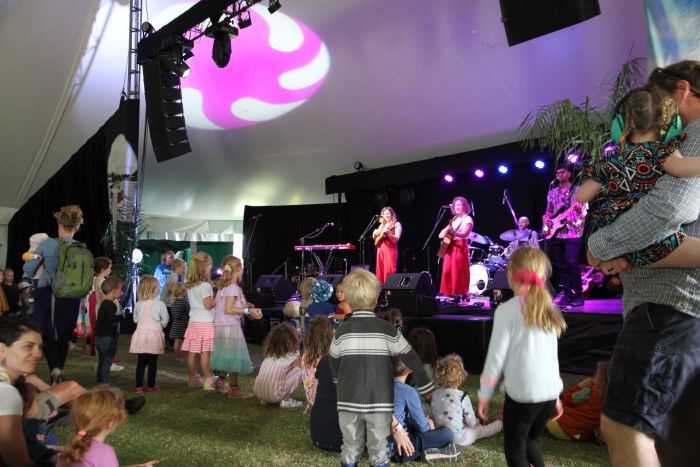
[52,238,94,299]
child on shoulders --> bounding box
[253,322,303,408]
[432,354,502,447]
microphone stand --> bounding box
[422,207,450,280]
[358,214,379,268]
[503,190,519,230]
[298,223,333,279]
[243,215,261,293]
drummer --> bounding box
[509,216,540,251]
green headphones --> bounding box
[610,88,683,146]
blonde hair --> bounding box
[218,256,243,289]
[434,354,467,389]
[380,206,397,223]
[263,322,299,359]
[185,252,212,289]
[53,205,83,232]
[302,316,333,367]
[507,247,566,337]
[299,277,317,301]
[58,387,127,464]
[342,268,381,310]
[137,275,160,301]
[171,282,187,300]
[283,300,300,318]
[171,257,186,271]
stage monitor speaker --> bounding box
[499,0,600,46]
[254,275,295,302]
[383,272,437,298]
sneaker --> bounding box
[202,378,217,391]
[422,443,463,463]
[124,396,146,415]
[188,377,204,388]
[213,378,229,394]
[146,386,160,393]
[227,386,253,399]
[111,363,125,372]
[134,387,144,394]
[279,398,303,408]
[50,368,64,386]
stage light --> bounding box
[498,165,509,174]
[534,160,546,170]
[603,143,616,154]
[566,153,580,164]
[131,248,143,264]
[474,169,485,178]
[353,161,365,172]
[268,0,282,14]
[141,22,156,36]
[159,36,195,78]
[238,11,252,28]
[212,33,232,68]
[443,173,454,183]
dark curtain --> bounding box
[243,157,553,288]
[6,98,139,274]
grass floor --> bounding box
[43,336,611,466]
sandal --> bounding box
[227,386,254,399]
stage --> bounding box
[246,296,623,377]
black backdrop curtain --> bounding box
[244,155,554,287]
[6,98,139,274]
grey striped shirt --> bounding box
[588,117,700,318]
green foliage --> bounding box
[518,57,645,164]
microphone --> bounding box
[502,189,507,205]
[470,201,476,217]
[441,205,452,209]
[251,213,263,219]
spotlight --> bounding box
[238,11,252,28]
[212,33,232,68]
[474,169,485,178]
[141,22,156,36]
[566,153,580,164]
[353,161,365,172]
[131,248,143,264]
[159,36,194,78]
[268,0,282,14]
[603,143,616,155]
[534,160,546,170]
[443,174,454,183]
[498,165,509,174]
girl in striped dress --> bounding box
[168,283,190,361]
[211,256,262,398]
[253,322,302,408]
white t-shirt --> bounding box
[0,381,23,416]
[187,282,214,323]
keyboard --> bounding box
[293,243,356,251]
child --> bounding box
[95,277,124,384]
[307,279,334,321]
[407,327,438,415]
[129,276,169,393]
[432,354,503,447]
[391,357,460,463]
[17,280,33,316]
[161,257,185,351]
[477,247,566,467]
[253,322,303,408]
[183,252,216,390]
[333,280,352,320]
[301,316,333,410]
[576,88,700,267]
[85,257,112,357]
[546,361,609,442]
[15,380,61,465]
[211,256,262,398]
[387,307,405,334]
[56,386,157,467]
[168,283,190,360]
[329,268,435,467]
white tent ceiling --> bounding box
[1,0,651,226]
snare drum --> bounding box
[469,263,501,295]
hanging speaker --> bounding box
[499,0,600,46]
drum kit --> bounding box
[467,228,530,295]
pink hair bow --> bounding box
[513,270,544,289]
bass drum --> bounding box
[469,263,502,296]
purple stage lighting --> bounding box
[566,153,580,164]
[534,160,545,169]
[498,164,509,174]
[604,144,616,154]
[474,168,485,178]
[443,173,454,183]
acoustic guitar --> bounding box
[374,222,395,246]
[437,216,458,258]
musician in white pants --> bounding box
[542,164,588,306]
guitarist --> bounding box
[372,206,402,284]
[438,196,474,296]
[542,163,588,306]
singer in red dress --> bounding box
[372,206,402,284]
[439,197,473,295]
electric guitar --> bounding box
[543,202,579,240]
[437,216,458,258]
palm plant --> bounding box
[518,57,646,165]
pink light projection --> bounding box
[159,3,330,130]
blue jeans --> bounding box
[392,426,453,463]
[95,335,116,384]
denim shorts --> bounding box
[603,303,700,439]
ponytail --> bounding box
[60,430,96,464]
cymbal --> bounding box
[500,229,529,242]
[469,231,490,245]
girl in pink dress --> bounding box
[373,206,402,284]
[129,276,169,393]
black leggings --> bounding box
[136,353,159,388]
[503,395,556,467]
